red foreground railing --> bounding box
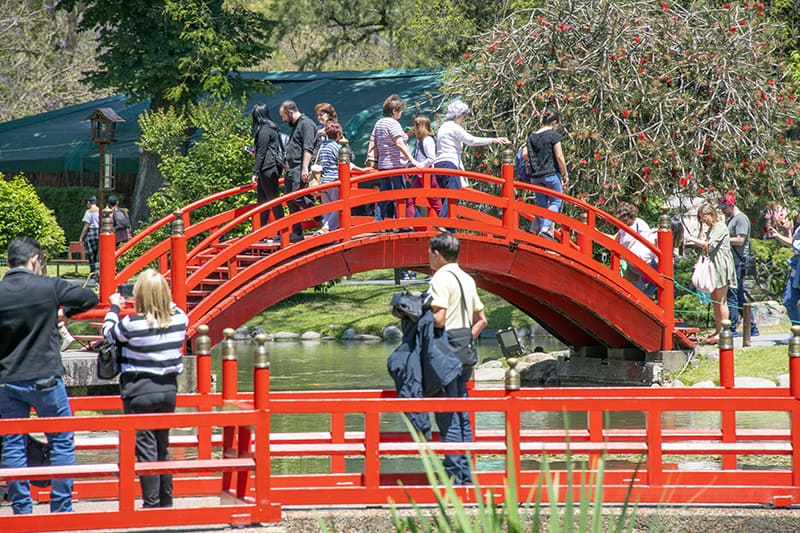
[85,148,675,350]
[2,326,800,531]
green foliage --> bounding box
[265,0,510,70]
[385,417,638,532]
[444,0,800,216]
[750,237,792,297]
[0,175,66,255]
[36,186,100,243]
[139,98,254,221]
[0,1,108,121]
[58,0,276,109]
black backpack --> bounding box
[273,128,287,172]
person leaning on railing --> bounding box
[0,236,98,515]
[102,269,187,508]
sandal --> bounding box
[700,335,718,345]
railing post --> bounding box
[195,325,213,459]
[170,210,187,312]
[789,326,800,398]
[253,333,270,410]
[251,333,271,506]
[338,139,352,237]
[657,208,674,350]
[742,303,752,347]
[719,319,735,388]
[221,327,239,495]
[221,327,238,401]
[500,149,516,234]
[99,207,116,304]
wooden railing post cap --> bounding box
[789,325,800,357]
[718,319,734,350]
[253,333,270,368]
[171,210,184,236]
[505,357,521,391]
[221,327,237,361]
[195,325,211,356]
[501,148,514,165]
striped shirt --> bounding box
[102,304,187,376]
[371,117,408,170]
[318,139,341,183]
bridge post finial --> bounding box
[789,325,800,398]
[195,325,213,395]
[253,333,270,410]
[504,357,521,391]
[719,319,735,388]
[221,327,238,400]
[658,206,670,229]
[171,210,185,236]
[101,207,114,233]
[501,148,514,166]
[338,138,351,164]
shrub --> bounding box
[0,174,66,256]
[36,186,101,243]
[444,0,800,216]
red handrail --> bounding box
[95,154,674,348]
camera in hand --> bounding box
[117,284,134,297]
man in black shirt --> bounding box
[279,100,317,242]
[0,237,98,514]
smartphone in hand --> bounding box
[244,146,255,155]
[117,284,134,297]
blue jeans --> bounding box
[728,264,758,332]
[784,271,800,327]
[0,377,74,514]
[374,174,406,221]
[433,367,473,485]
[531,173,563,233]
[435,161,461,218]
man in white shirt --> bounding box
[428,231,488,484]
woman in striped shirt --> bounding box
[103,269,188,508]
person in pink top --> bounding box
[433,100,509,218]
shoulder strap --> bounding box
[448,271,472,327]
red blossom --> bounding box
[679,177,688,187]
[580,158,587,165]
[463,53,470,59]
[621,109,630,118]
[598,197,606,205]
[594,152,602,160]
[516,80,524,87]
[788,118,794,125]
[633,36,642,44]
[638,132,648,141]
[641,167,650,173]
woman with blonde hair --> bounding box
[406,115,442,217]
[685,202,737,343]
[102,269,188,508]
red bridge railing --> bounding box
[2,327,800,531]
[88,148,675,350]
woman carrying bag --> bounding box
[685,202,737,344]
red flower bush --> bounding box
[443,0,799,212]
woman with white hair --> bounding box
[434,100,510,217]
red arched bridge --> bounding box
[85,148,677,353]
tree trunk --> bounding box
[130,150,163,229]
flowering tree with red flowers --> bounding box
[443,0,800,213]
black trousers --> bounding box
[123,389,177,508]
[256,167,284,228]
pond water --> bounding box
[211,337,790,474]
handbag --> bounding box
[96,340,120,380]
[442,272,479,367]
[691,254,715,294]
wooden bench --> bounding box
[49,241,89,276]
